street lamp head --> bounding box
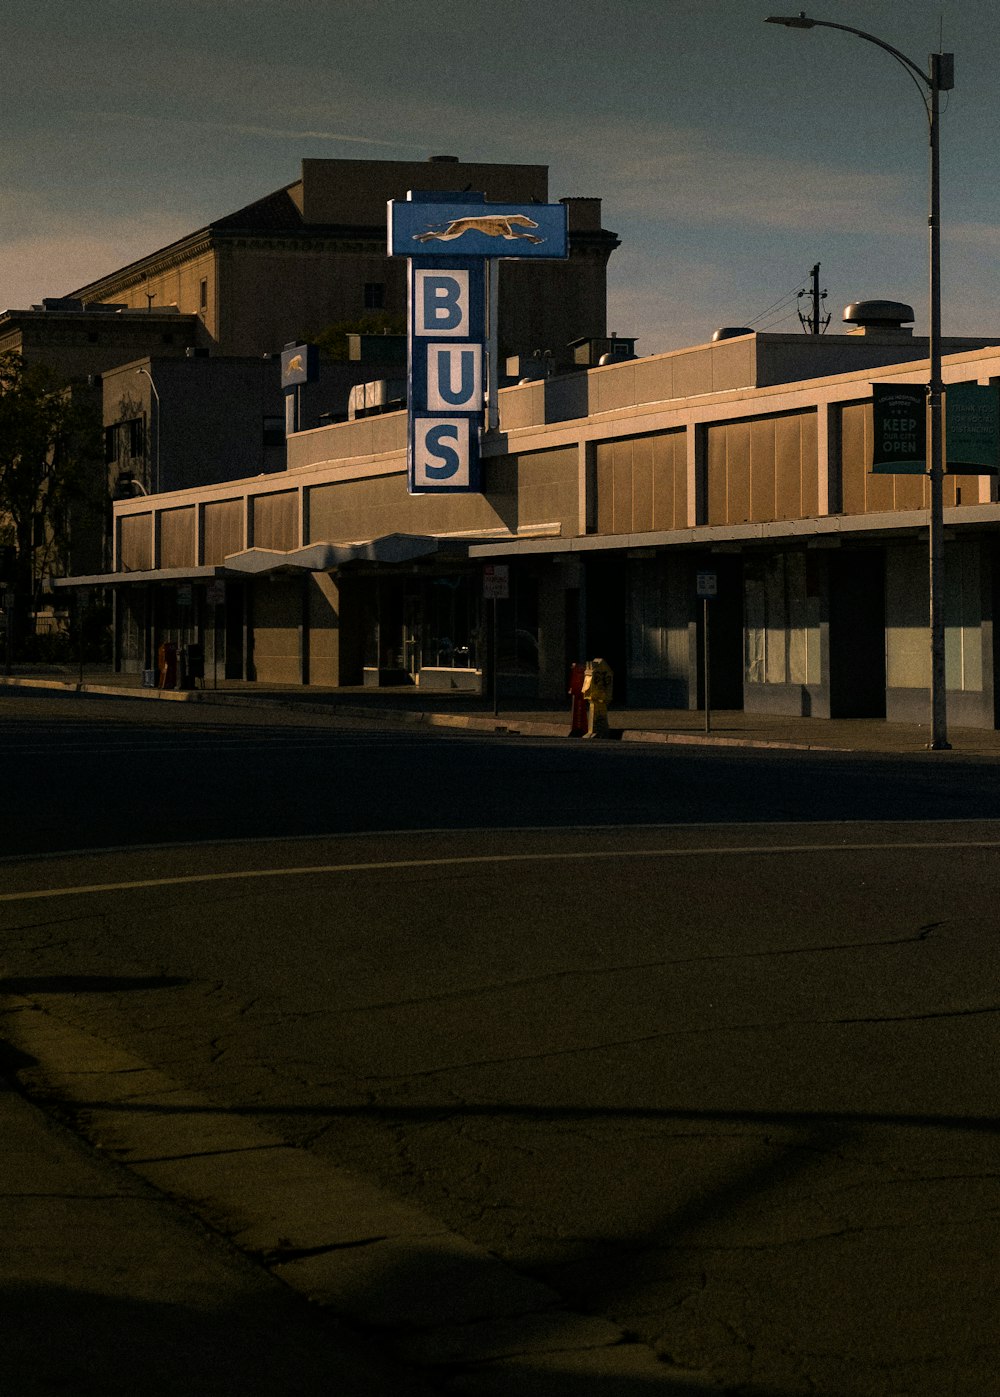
[765,13,816,27]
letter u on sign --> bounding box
[427,344,481,411]
[414,269,469,337]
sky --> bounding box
[3,0,998,354]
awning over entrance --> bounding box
[50,533,473,590]
[223,533,447,574]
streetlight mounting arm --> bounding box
[765,14,953,123]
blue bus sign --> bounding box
[389,195,568,261]
[406,259,485,492]
[391,191,568,494]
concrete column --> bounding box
[980,379,1000,503]
[816,402,831,515]
[537,561,570,701]
[577,440,596,535]
[686,424,706,527]
[819,402,842,515]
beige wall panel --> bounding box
[774,415,804,521]
[119,514,152,572]
[633,358,674,406]
[612,439,634,534]
[202,499,244,565]
[672,431,688,529]
[516,447,578,532]
[595,443,615,534]
[706,425,728,525]
[711,338,754,391]
[750,418,777,522]
[673,352,714,400]
[370,414,407,457]
[631,436,654,533]
[945,473,980,507]
[307,573,340,686]
[799,412,819,517]
[158,507,195,568]
[886,545,929,688]
[306,469,514,545]
[500,382,547,430]
[651,433,677,532]
[289,413,407,473]
[865,460,895,514]
[252,491,298,551]
[595,364,637,414]
[726,421,751,525]
[251,579,300,684]
[893,475,927,511]
[840,403,868,516]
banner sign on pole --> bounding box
[871,383,927,474]
[945,382,1000,474]
[389,192,568,495]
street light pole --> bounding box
[766,14,954,749]
[135,367,161,494]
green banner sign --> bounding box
[945,382,1000,474]
[871,383,926,474]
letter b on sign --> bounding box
[415,269,469,337]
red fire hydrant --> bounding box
[568,662,588,736]
[157,640,178,690]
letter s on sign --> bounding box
[425,423,460,479]
[414,417,469,486]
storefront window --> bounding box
[744,553,820,687]
[496,570,538,678]
[421,575,482,671]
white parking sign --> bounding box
[696,571,718,599]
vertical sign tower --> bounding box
[389,192,568,494]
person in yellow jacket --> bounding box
[581,658,613,738]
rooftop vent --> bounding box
[712,326,754,342]
[843,300,914,332]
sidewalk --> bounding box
[5,664,1000,757]
[0,1065,437,1396]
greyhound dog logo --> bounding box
[413,213,544,245]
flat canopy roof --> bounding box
[51,534,472,588]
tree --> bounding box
[0,351,102,655]
[312,311,405,362]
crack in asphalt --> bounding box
[359,1001,1000,1083]
[323,921,950,1019]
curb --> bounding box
[1,676,854,753]
[1,997,674,1390]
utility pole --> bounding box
[798,263,830,334]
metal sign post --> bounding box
[77,587,91,687]
[696,571,718,734]
[483,565,510,716]
[207,580,225,690]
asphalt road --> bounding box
[6,689,1000,854]
[3,691,1000,1394]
